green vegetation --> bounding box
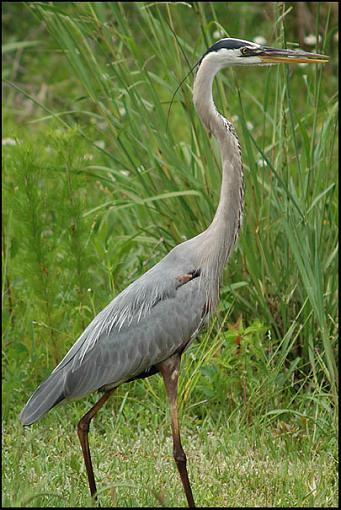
[2,2,338,507]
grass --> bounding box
[2,389,338,507]
[2,1,338,507]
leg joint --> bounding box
[174,447,187,464]
[78,417,90,434]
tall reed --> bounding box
[4,2,338,411]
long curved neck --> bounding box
[193,58,244,272]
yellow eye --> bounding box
[240,47,250,56]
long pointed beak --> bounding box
[258,46,329,64]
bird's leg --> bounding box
[157,354,196,508]
[77,388,115,502]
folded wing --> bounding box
[20,250,204,426]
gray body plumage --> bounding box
[20,243,208,425]
[20,44,244,428]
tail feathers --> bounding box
[20,371,65,426]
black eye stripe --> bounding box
[207,38,252,53]
[198,38,257,66]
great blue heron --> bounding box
[20,38,328,507]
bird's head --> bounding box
[199,37,329,68]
